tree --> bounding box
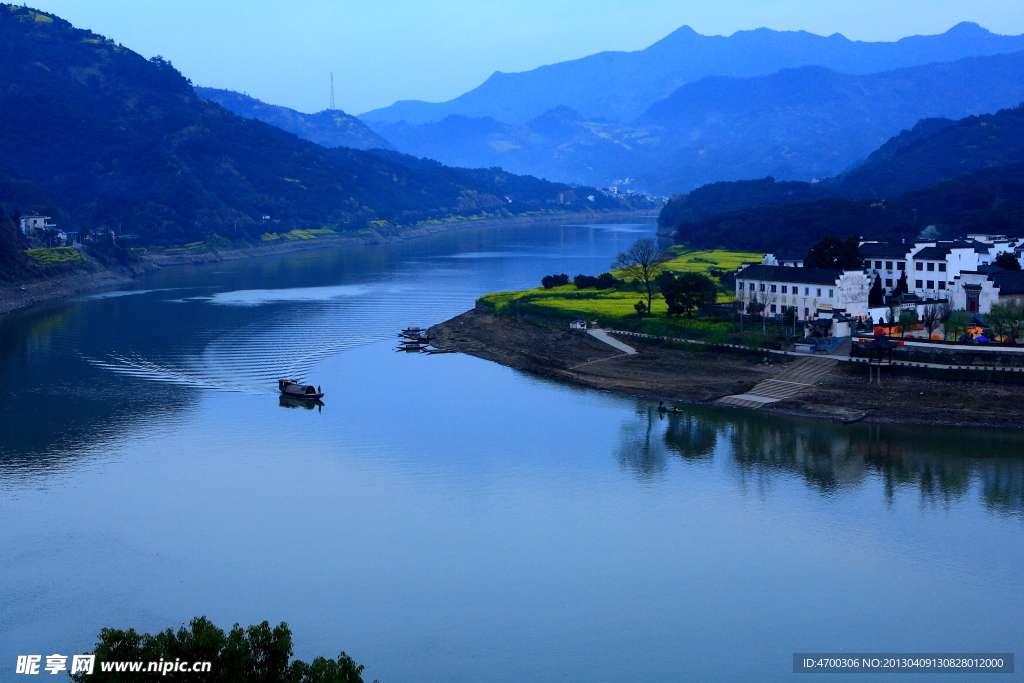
[893,270,909,297]
[541,273,569,289]
[897,309,919,336]
[868,273,885,307]
[70,616,374,683]
[803,235,862,270]
[885,301,901,336]
[994,251,1022,271]
[656,271,716,317]
[946,309,973,341]
[573,274,597,289]
[920,303,944,338]
[612,238,667,315]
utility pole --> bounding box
[330,72,335,111]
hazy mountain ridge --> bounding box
[194,87,394,151]
[360,22,1024,125]
[363,52,1024,194]
[0,5,638,249]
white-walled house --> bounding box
[950,270,1024,313]
[735,264,871,320]
[19,213,55,235]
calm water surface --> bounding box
[1,220,1022,682]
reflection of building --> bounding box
[19,212,56,235]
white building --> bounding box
[19,213,55,235]
[735,264,871,320]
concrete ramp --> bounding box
[587,329,637,355]
[718,357,836,409]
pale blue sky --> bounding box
[32,0,1024,115]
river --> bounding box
[1,220,1022,682]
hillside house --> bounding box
[19,213,55,235]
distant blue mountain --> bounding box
[195,87,393,151]
[365,51,1024,194]
[359,22,1024,125]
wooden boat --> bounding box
[400,327,428,335]
[277,378,324,400]
[400,334,433,342]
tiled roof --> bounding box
[737,264,845,285]
[913,246,951,260]
[991,270,1024,295]
[860,243,911,258]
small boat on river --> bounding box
[278,378,324,400]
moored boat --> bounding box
[277,378,324,400]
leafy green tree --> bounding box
[573,274,597,289]
[946,309,973,341]
[612,238,667,315]
[898,309,919,336]
[803,235,862,269]
[994,251,1022,270]
[541,273,569,289]
[655,271,716,317]
[70,617,374,683]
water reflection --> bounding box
[618,403,1024,516]
[278,396,324,411]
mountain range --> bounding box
[359,22,1024,126]
[0,5,639,251]
[361,51,1024,194]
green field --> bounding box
[476,248,769,343]
[24,247,86,265]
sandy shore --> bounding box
[1,210,653,317]
[429,310,1024,428]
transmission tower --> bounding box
[330,72,335,110]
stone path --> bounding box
[587,329,637,355]
[717,356,837,409]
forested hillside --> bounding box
[194,87,394,151]
[671,164,1024,253]
[0,5,638,249]
[659,104,1024,228]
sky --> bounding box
[31,0,1024,116]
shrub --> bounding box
[574,274,598,289]
[541,273,569,289]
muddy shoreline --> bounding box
[429,310,1024,428]
[1,210,653,317]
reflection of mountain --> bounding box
[0,303,199,473]
[618,405,1024,516]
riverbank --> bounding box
[430,310,1024,428]
[1,210,653,316]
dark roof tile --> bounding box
[737,264,846,285]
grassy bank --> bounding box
[477,248,782,346]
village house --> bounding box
[734,234,1024,329]
[734,264,871,321]
[19,212,56,235]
